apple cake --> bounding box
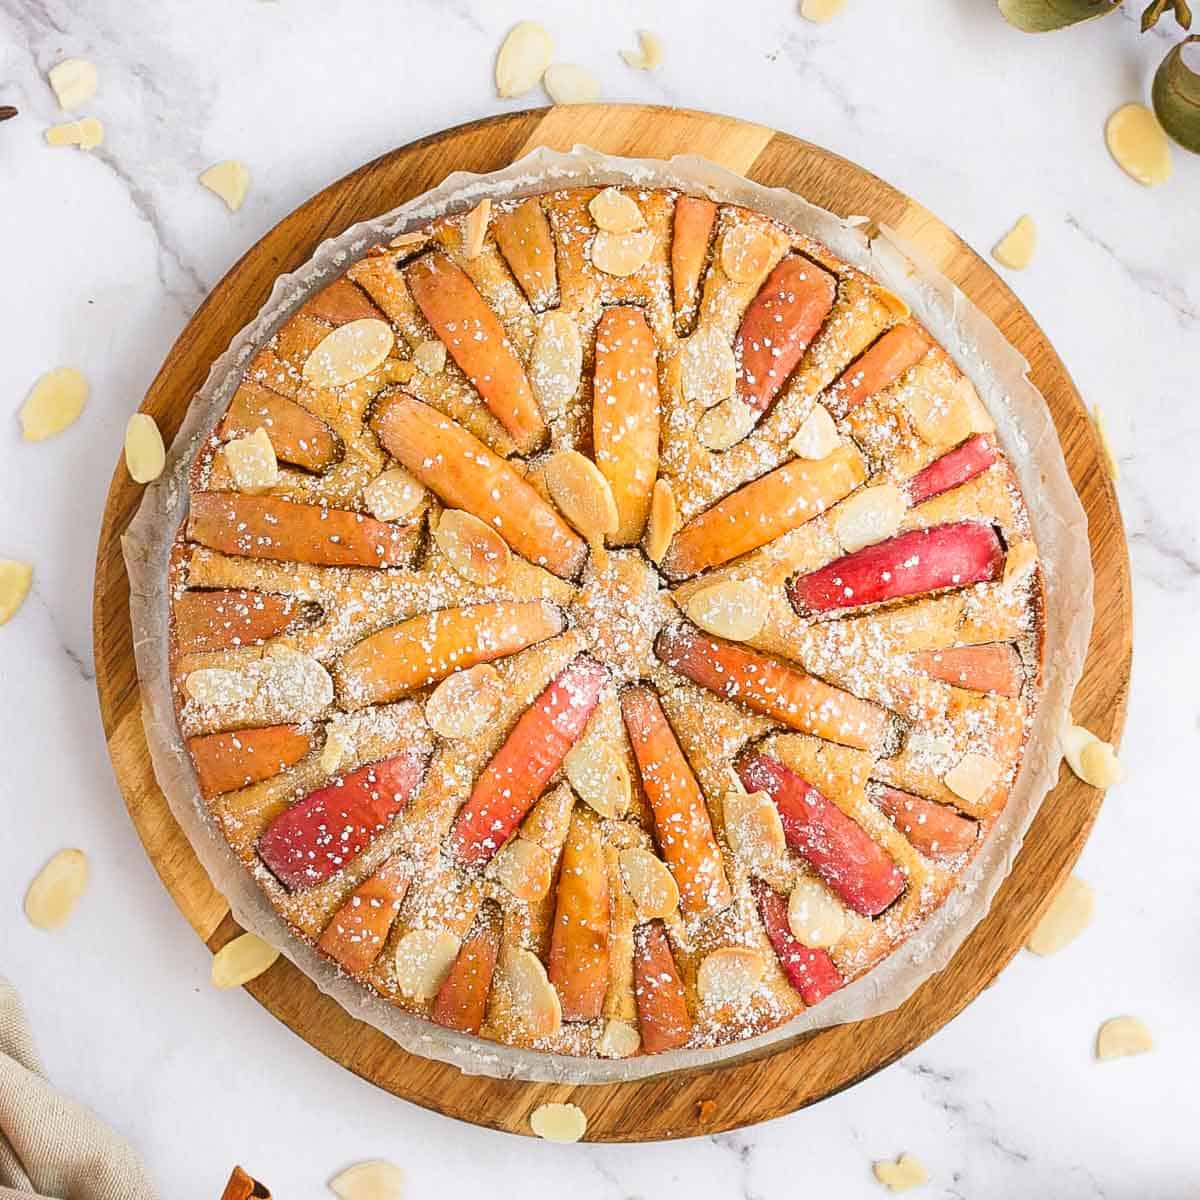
[168,184,1044,1060]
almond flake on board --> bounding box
[124,413,165,483]
[872,1153,929,1192]
[222,427,279,494]
[364,466,426,521]
[328,1159,404,1200]
[19,367,87,440]
[47,58,98,110]
[992,214,1037,270]
[0,561,34,626]
[620,30,664,70]
[789,405,840,459]
[462,198,491,259]
[393,929,460,1000]
[529,1102,587,1143]
[1062,724,1123,788]
[590,228,654,277]
[543,63,600,106]
[433,508,511,584]
[24,849,88,930]
[424,663,503,739]
[199,160,250,211]
[618,847,680,919]
[684,577,767,642]
[1026,874,1094,956]
[1095,1015,1153,1061]
[495,22,553,98]
[588,187,646,234]
[644,478,677,565]
[696,947,765,1005]
[211,932,279,988]
[301,318,394,388]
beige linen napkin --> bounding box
[0,977,158,1200]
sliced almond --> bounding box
[833,483,907,553]
[388,229,430,254]
[1002,538,1039,589]
[699,395,757,451]
[530,310,583,419]
[0,561,34,626]
[487,837,553,901]
[24,849,88,930]
[696,946,765,1005]
[45,121,85,147]
[425,663,503,739]
[1063,724,1124,788]
[992,214,1037,270]
[644,478,677,565]
[544,449,619,544]
[47,58,98,110]
[364,466,426,521]
[529,1101,587,1143]
[684,577,767,641]
[221,427,279,494]
[588,187,646,234]
[590,228,654,277]
[872,1153,929,1192]
[620,30,665,70]
[1091,404,1119,481]
[563,737,631,819]
[433,508,511,584]
[723,787,787,867]
[543,63,600,106]
[211,931,279,988]
[380,358,417,384]
[618,847,679,919]
[462,198,491,259]
[787,877,847,949]
[495,21,554,98]
[1026,875,1094,956]
[302,318,394,388]
[789,404,840,459]
[199,160,250,212]
[720,223,774,284]
[329,1160,404,1200]
[393,928,460,1001]
[124,413,165,484]
[501,947,562,1037]
[906,730,955,759]
[184,646,333,718]
[801,0,849,21]
[319,724,353,774]
[413,339,448,376]
[942,751,1001,805]
[1105,103,1172,187]
[1096,1015,1153,1061]
[598,1019,641,1058]
[19,367,87,441]
[681,328,737,408]
[76,117,103,149]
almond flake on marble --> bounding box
[801,0,849,22]
[433,508,511,584]
[199,160,250,211]
[47,58,98,110]
[620,30,664,70]
[942,751,1000,805]
[681,328,737,408]
[19,367,87,440]
[1026,874,1094,956]
[1105,103,1172,187]
[413,339,448,375]
[992,215,1037,270]
[788,405,840,459]
[618,847,679,919]
[530,310,583,419]
[696,947,765,1005]
[588,187,646,234]
[872,1153,929,1192]
[543,63,600,106]
[301,318,394,388]
[424,663,503,739]
[24,849,88,930]
[644,478,677,565]
[564,737,630,819]
[393,929,460,1000]
[222,427,279,494]
[723,787,787,867]
[684,577,767,641]
[590,228,654,277]
[364,466,426,521]
[699,395,757,450]
[1095,1015,1153,1061]
[211,932,279,988]
[124,413,165,483]
[462,198,491,259]
[495,22,553,98]
[486,837,553,901]
[834,484,907,553]
[598,1019,641,1058]
[1063,723,1123,788]
[720,223,773,283]
[0,561,34,626]
[45,117,103,149]
[787,876,847,949]
[529,1101,587,1143]
[329,1160,404,1200]
[501,948,562,1037]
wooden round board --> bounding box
[93,104,1132,1141]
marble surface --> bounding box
[2,0,1198,1196]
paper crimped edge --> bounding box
[121,144,1092,1086]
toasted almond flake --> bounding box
[1063,724,1124,787]
[588,187,646,234]
[544,450,619,544]
[992,214,1037,270]
[211,931,279,988]
[222,427,279,494]
[425,663,503,739]
[543,63,600,106]
[501,948,561,1036]
[876,287,911,320]
[319,724,353,774]
[872,1153,929,1192]
[834,484,907,553]
[618,847,679,919]
[644,478,677,565]
[530,310,583,419]
[433,508,511,584]
[787,877,847,949]
[380,358,417,384]
[723,787,787,867]
[1091,404,1119,481]
[24,849,88,930]
[1096,1015,1153,1061]
[199,160,250,211]
[413,338,448,375]
[1002,538,1039,588]
[789,405,840,459]
[801,0,849,22]
[329,1160,404,1200]
[0,561,34,626]
[696,947,765,1005]
[530,1101,587,1143]
[684,577,767,641]
[1105,103,1173,187]
[943,751,1001,805]
[19,367,87,441]
[393,928,460,1000]
[495,21,553,98]
[681,328,737,408]
[461,198,491,259]
[364,466,426,521]
[590,228,654,277]
[720,223,774,283]
[598,1019,641,1058]
[487,837,553,901]
[302,318,395,388]
[124,413,165,483]
[564,737,631,818]
[620,30,664,70]
[699,395,757,451]
[388,229,429,253]
[47,58,98,110]
[1027,875,1094,956]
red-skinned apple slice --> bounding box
[789,522,1005,615]
[910,642,1022,697]
[188,725,313,799]
[173,589,309,656]
[406,251,547,453]
[219,381,341,472]
[431,905,501,1034]
[907,434,998,506]
[633,920,692,1054]
[258,749,428,891]
[316,854,410,974]
[752,878,843,1006]
[735,255,837,417]
[872,785,978,860]
[450,655,608,866]
[301,276,384,326]
[828,323,931,413]
[492,198,558,309]
[737,750,904,917]
[671,195,717,320]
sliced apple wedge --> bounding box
[752,878,843,1006]
[301,276,384,327]
[907,434,998,506]
[670,195,717,322]
[431,904,502,1034]
[826,323,930,413]
[188,725,313,799]
[316,854,410,974]
[219,382,341,472]
[910,642,1022,697]
[872,784,978,860]
[632,920,692,1054]
[173,589,309,656]
[493,198,558,309]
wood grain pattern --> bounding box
[92,104,1132,1141]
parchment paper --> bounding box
[122,146,1092,1085]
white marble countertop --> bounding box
[2,1,1198,1196]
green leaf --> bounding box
[998,0,1121,32]
[1153,36,1200,152]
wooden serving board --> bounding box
[93,104,1132,1141]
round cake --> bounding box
[168,184,1044,1060]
